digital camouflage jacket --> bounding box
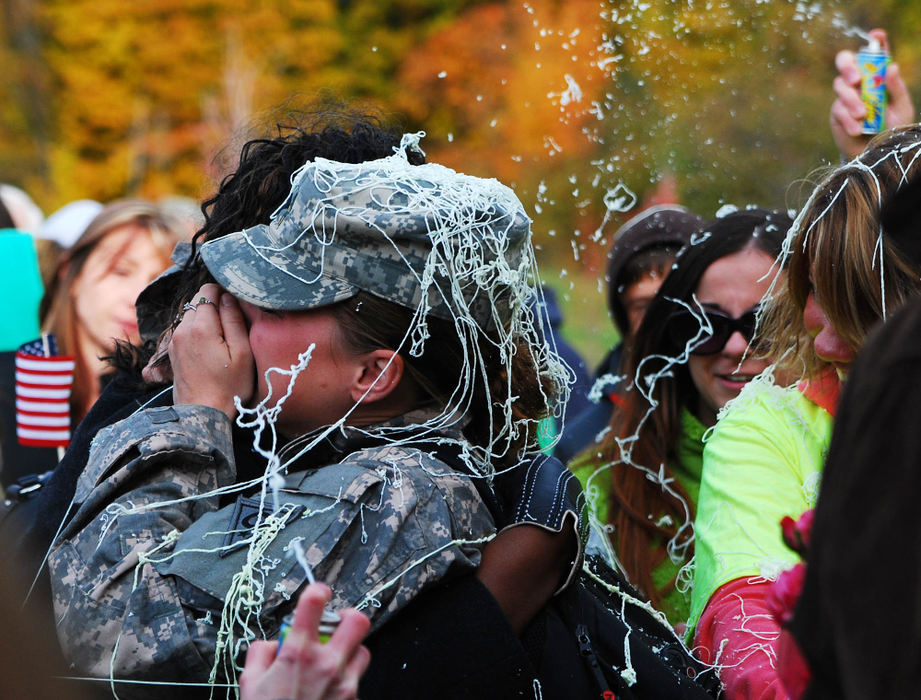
[49,403,494,696]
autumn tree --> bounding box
[1,0,920,234]
[2,0,480,209]
[397,0,610,267]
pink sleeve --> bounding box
[693,578,791,700]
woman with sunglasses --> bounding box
[570,208,791,627]
[688,126,921,699]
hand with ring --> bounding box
[169,282,255,420]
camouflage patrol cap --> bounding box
[200,148,533,326]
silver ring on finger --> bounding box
[197,296,217,308]
[182,302,198,313]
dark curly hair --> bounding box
[111,103,422,377]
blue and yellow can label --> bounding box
[858,47,890,135]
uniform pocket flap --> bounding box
[157,465,383,604]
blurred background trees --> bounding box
[1,0,919,360]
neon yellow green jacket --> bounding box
[688,378,833,635]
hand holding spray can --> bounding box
[857,36,890,135]
[275,540,341,652]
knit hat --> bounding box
[39,200,104,248]
[606,204,704,335]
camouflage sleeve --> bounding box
[48,403,237,690]
[317,447,495,632]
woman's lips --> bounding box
[717,373,756,391]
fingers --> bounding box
[192,283,224,317]
[141,330,174,384]
[285,583,332,648]
[835,49,860,86]
[270,584,354,700]
[329,645,371,700]
[241,640,276,679]
[839,30,913,132]
[347,646,371,686]
[322,607,371,700]
[832,74,866,119]
[829,35,914,161]
[325,608,371,657]
[219,292,250,359]
[830,51,868,158]
[217,292,255,404]
[885,63,916,128]
[238,586,370,700]
[303,605,370,700]
[830,86,864,138]
[174,284,225,335]
[280,586,368,685]
[869,28,889,54]
[170,283,253,419]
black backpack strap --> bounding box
[526,555,722,700]
[494,453,586,534]
[422,445,588,594]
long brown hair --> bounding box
[590,209,790,606]
[40,200,182,421]
[762,126,921,380]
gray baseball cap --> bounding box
[200,154,533,327]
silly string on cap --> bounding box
[199,133,570,474]
[201,133,534,336]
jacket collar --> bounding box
[798,367,841,417]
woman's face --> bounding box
[71,223,168,357]
[687,247,776,426]
[239,301,361,438]
[803,289,857,379]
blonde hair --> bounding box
[41,199,183,420]
[762,126,921,379]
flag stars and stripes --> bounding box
[15,335,75,448]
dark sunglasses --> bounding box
[666,305,762,356]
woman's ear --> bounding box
[350,349,405,404]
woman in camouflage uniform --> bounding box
[48,140,563,697]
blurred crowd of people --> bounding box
[1,26,919,700]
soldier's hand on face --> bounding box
[830,29,915,160]
[239,583,371,700]
[170,283,255,421]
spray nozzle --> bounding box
[864,36,883,53]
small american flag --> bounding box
[15,335,75,448]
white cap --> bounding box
[39,199,104,248]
